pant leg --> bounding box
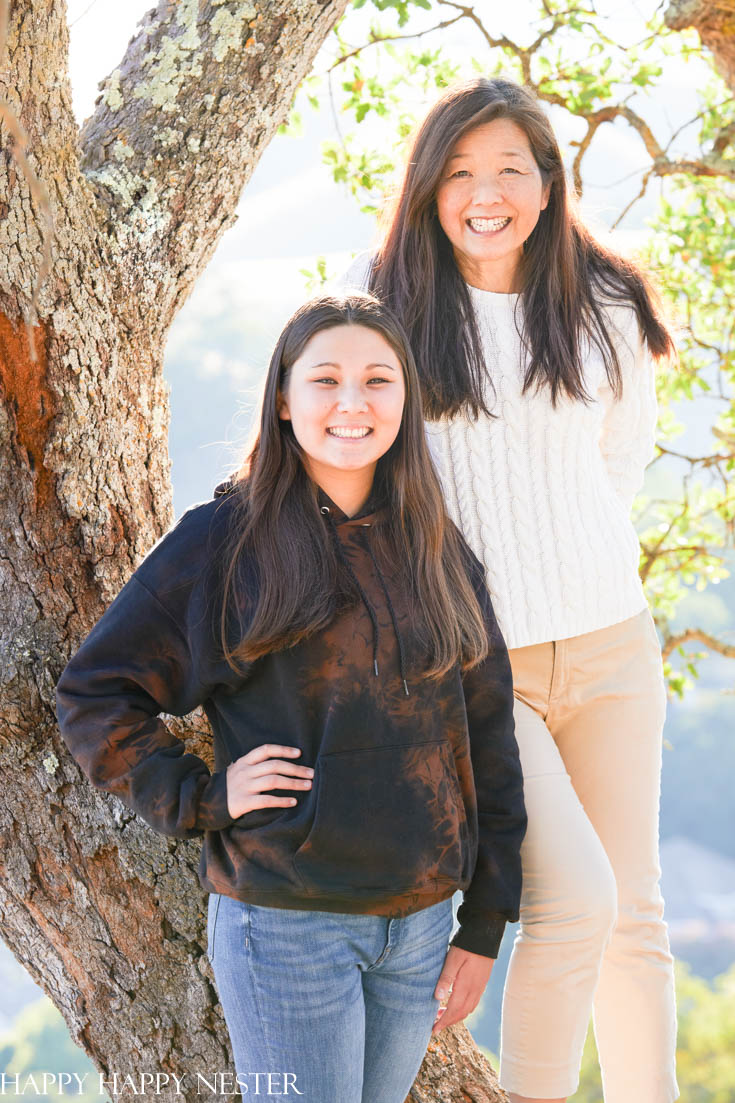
[552,609,679,1103]
[207,893,454,1103]
[360,896,455,1103]
[499,642,619,1099]
[208,894,366,1102]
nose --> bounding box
[336,383,368,413]
[470,173,505,205]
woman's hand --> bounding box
[225,744,314,819]
[431,945,494,1035]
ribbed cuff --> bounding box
[449,915,506,959]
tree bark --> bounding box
[408,1027,507,1102]
[665,0,735,92]
[0,1,507,1098]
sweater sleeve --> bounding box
[598,306,659,514]
[332,250,374,293]
[55,571,238,839]
[449,544,527,959]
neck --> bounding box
[455,251,522,294]
[306,462,376,518]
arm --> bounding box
[449,547,527,960]
[55,563,238,840]
[332,249,374,293]
[598,306,659,514]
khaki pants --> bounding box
[498,607,679,1101]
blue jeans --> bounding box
[207,891,455,1101]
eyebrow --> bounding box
[447,150,528,162]
[308,361,397,372]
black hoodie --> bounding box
[55,478,527,958]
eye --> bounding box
[367,376,391,385]
[501,167,522,174]
[448,168,471,179]
[313,376,337,385]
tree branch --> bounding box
[76,0,350,339]
[661,627,735,661]
[655,444,735,466]
[610,166,653,229]
[436,1,522,62]
[357,1,735,189]
[327,14,465,71]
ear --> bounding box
[277,390,291,421]
[540,180,551,211]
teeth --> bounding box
[327,427,371,438]
[468,216,511,232]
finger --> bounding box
[433,969,457,1002]
[242,744,303,763]
[235,750,313,779]
[434,982,481,1033]
[250,760,315,779]
[447,969,484,1009]
[248,793,303,809]
[243,771,313,791]
[431,1004,465,1034]
[444,989,472,1025]
[430,1010,459,1032]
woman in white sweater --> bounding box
[338,77,678,1103]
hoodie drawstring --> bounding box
[321,505,410,696]
[322,507,381,678]
[360,532,410,697]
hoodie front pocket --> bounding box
[293,740,468,896]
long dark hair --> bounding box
[216,293,490,679]
[370,76,676,419]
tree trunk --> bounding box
[0,0,506,1098]
[665,0,735,92]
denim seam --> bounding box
[245,906,280,1079]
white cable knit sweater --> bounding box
[335,252,656,650]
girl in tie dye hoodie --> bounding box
[56,293,526,1101]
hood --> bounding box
[212,475,408,695]
[213,474,388,525]
[213,475,237,499]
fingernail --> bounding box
[437,989,447,999]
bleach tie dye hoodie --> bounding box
[55,479,527,959]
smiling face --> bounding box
[435,117,551,293]
[278,323,406,516]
